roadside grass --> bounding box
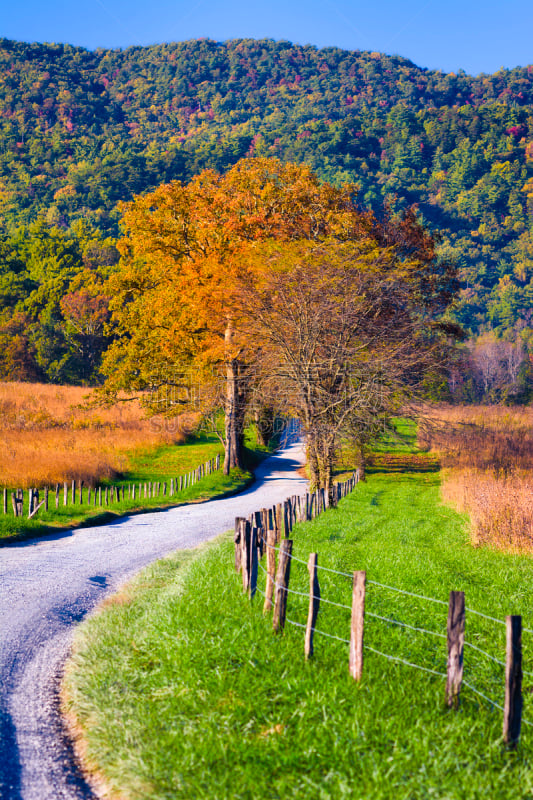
[64,470,533,800]
[0,429,269,542]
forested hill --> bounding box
[1,36,533,352]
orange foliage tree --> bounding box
[101,158,369,473]
[102,158,458,480]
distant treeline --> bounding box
[0,37,532,396]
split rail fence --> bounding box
[2,453,221,519]
[234,471,529,747]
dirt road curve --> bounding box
[0,441,307,800]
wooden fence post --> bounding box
[503,615,522,746]
[241,520,251,593]
[64,482,68,506]
[283,499,292,538]
[249,527,258,600]
[3,487,7,514]
[273,539,293,633]
[263,529,277,614]
[28,495,45,519]
[234,517,244,572]
[44,486,49,511]
[260,508,269,551]
[305,553,320,659]
[71,480,75,504]
[446,591,465,708]
[349,571,366,680]
[275,503,283,542]
[78,481,83,504]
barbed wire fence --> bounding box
[234,472,528,747]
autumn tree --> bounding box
[241,223,458,493]
[101,158,366,473]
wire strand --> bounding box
[285,616,351,645]
[366,611,447,640]
[461,679,505,713]
[364,645,447,678]
[464,640,506,668]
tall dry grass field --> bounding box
[0,382,187,488]
[419,405,533,552]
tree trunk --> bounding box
[354,444,367,481]
[318,441,334,499]
[223,322,246,475]
[307,431,335,495]
[306,438,320,492]
[254,405,274,448]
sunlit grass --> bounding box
[65,470,533,799]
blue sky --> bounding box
[1,0,532,75]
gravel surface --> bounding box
[0,441,307,800]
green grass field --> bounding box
[64,468,533,799]
[0,430,268,542]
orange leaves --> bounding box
[106,157,440,408]
[110,158,369,376]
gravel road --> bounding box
[0,440,307,800]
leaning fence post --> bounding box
[273,539,293,634]
[349,571,366,680]
[305,553,320,659]
[263,529,277,614]
[503,615,522,746]
[446,591,465,708]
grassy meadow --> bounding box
[0,381,189,487]
[64,460,533,799]
[0,382,270,541]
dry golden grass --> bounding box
[441,469,533,553]
[0,382,188,488]
[420,404,533,552]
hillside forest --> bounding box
[0,37,533,401]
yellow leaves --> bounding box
[490,160,511,176]
[522,177,533,197]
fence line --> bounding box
[263,538,519,636]
[236,471,531,745]
[2,452,222,519]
